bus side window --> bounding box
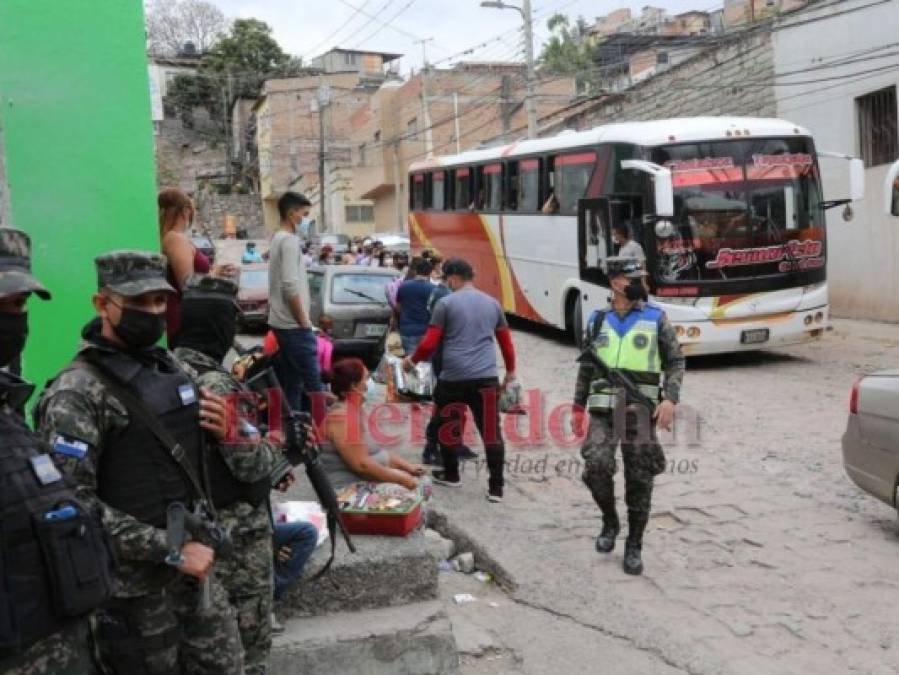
[483,163,502,211]
[542,157,559,214]
[506,162,519,211]
[453,168,471,210]
[433,171,445,210]
[518,159,539,212]
[556,152,598,214]
[411,174,425,210]
[474,166,486,210]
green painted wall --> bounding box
[0,1,158,395]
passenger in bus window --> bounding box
[612,222,645,260]
[542,191,560,215]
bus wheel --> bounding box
[565,292,583,346]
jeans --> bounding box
[400,333,423,357]
[273,327,324,413]
[273,521,319,602]
[433,377,505,489]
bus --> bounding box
[407,117,864,355]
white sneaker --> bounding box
[270,612,285,634]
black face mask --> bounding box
[624,279,645,302]
[0,312,28,367]
[112,306,166,350]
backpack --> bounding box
[0,410,114,654]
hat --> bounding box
[95,250,176,297]
[0,228,51,300]
[182,274,240,308]
[443,257,474,280]
[604,256,644,279]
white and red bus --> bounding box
[408,117,864,355]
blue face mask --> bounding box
[299,217,312,237]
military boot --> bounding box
[622,511,648,575]
[595,511,620,553]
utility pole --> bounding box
[480,1,538,138]
[414,38,435,157]
[453,92,461,153]
[316,82,330,233]
[222,74,232,186]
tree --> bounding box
[146,0,228,56]
[538,14,594,92]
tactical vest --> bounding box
[89,351,204,528]
[0,404,113,655]
[587,305,663,413]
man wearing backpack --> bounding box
[35,251,244,674]
[572,257,684,576]
[0,228,113,674]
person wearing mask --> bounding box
[403,258,516,502]
[242,242,263,264]
[159,187,236,342]
[171,275,293,675]
[268,191,325,413]
[429,256,443,286]
[395,257,434,356]
[321,358,425,490]
[0,229,114,675]
[572,257,684,576]
[35,251,244,673]
[612,222,646,261]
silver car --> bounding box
[306,265,399,367]
[842,371,899,510]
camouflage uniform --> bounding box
[0,228,98,674]
[34,251,244,675]
[574,257,685,571]
[173,276,281,675]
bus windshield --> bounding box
[648,138,825,286]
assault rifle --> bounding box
[233,345,356,576]
[165,501,233,611]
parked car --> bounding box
[306,265,398,367]
[237,263,269,332]
[190,236,216,264]
[842,372,899,511]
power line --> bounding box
[352,0,418,49]
[301,0,376,59]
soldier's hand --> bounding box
[200,388,229,441]
[275,471,295,492]
[177,541,215,581]
[653,399,676,431]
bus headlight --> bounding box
[675,325,686,338]
[804,315,814,325]
[686,327,701,339]
[814,311,824,323]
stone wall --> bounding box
[196,190,265,238]
[546,28,775,132]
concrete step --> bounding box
[270,600,459,675]
[277,529,439,617]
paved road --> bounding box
[405,318,899,674]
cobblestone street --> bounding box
[415,318,899,674]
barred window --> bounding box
[345,205,374,222]
[856,86,898,168]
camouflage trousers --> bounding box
[216,523,274,675]
[0,620,98,675]
[94,573,244,675]
[580,411,666,518]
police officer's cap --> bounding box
[0,228,51,300]
[604,256,644,279]
[95,250,176,297]
[182,274,240,309]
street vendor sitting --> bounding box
[321,358,425,491]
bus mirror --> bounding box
[849,158,865,202]
[655,220,676,238]
[621,159,674,218]
[884,159,899,216]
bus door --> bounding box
[578,198,612,287]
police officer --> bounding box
[573,257,684,575]
[171,275,279,674]
[35,251,244,674]
[0,228,113,674]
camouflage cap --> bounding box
[0,228,51,300]
[182,274,239,308]
[604,256,645,279]
[95,250,175,297]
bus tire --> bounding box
[565,291,583,347]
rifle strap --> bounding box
[70,357,211,510]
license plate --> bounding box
[741,328,770,344]
[364,323,387,337]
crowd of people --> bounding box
[0,184,683,674]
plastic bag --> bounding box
[499,378,525,414]
[271,501,329,547]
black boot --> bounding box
[595,511,620,553]
[623,511,648,575]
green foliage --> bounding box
[538,13,594,92]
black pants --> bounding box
[433,377,505,489]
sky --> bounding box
[211,0,723,73]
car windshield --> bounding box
[240,269,268,288]
[648,138,825,285]
[331,274,391,304]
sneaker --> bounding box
[421,442,442,466]
[457,445,478,460]
[270,612,285,634]
[432,470,462,487]
[486,486,503,503]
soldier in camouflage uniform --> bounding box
[573,257,684,576]
[171,275,280,675]
[34,251,244,674]
[0,228,102,674]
